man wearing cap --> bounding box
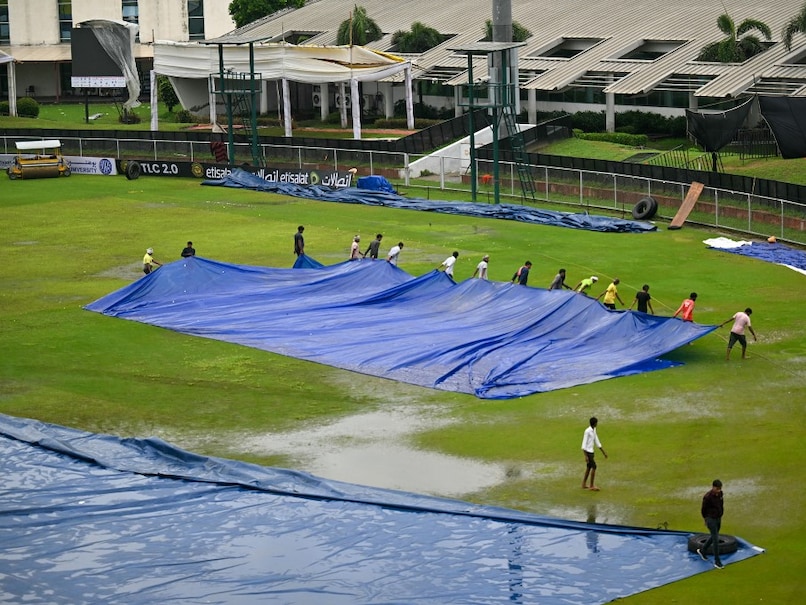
[350,235,361,260]
[574,275,599,295]
[142,248,162,274]
[472,255,490,280]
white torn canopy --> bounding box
[154,41,409,83]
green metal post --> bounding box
[492,49,504,204]
[249,43,259,165]
[468,57,477,203]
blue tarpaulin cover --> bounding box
[357,174,397,193]
[0,413,763,605]
[708,240,806,273]
[203,169,658,233]
[85,258,716,399]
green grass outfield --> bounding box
[1,174,804,603]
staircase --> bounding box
[501,108,536,202]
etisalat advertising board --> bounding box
[115,160,355,188]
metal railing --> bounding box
[3,133,804,246]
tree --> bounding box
[696,13,772,62]
[157,76,180,112]
[228,0,304,29]
[336,5,382,46]
[482,20,531,43]
[392,22,442,54]
[783,1,806,50]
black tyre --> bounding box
[687,533,739,555]
[7,167,17,180]
[632,196,658,220]
[62,167,71,177]
[126,161,141,180]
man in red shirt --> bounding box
[673,292,698,321]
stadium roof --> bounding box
[215,0,806,98]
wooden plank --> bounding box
[668,181,704,230]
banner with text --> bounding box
[1,154,118,175]
[116,160,354,188]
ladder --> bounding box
[500,107,536,202]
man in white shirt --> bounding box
[386,242,404,266]
[472,255,490,280]
[581,417,608,491]
[438,251,459,278]
[720,308,757,360]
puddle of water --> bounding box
[302,443,507,496]
[237,406,511,497]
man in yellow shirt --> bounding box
[142,248,162,274]
[596,278,624,310]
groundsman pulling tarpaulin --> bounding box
[0,413,763,605]
[86,257,714,399]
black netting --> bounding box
[686,98,753,152]
[760,96,806,159]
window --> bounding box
[187,0,204,40]
[614,40,686,62]
[58,0,72,42]
[0,0,9,45]
[122,0,139,25]
[269,31,322,45]
[529,38,604,60]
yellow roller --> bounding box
[7,140,71,180]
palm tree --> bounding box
[696,13,772,62]
[392,22,443,54]
[336,5,382,46]
[783,1,806,50]
[482,19,531,43]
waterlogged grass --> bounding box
[1,173,805,604]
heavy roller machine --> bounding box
[7,140,71,180]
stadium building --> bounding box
[2,0,806,127]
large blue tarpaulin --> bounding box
[203,169,658,233]
[85,258,716,399]
[0,414,763,605]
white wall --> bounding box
[139,0,235,44]
[6,1,237,46]
[73,1,121,25]
[203,0,236,39]
[9,0,59,45]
